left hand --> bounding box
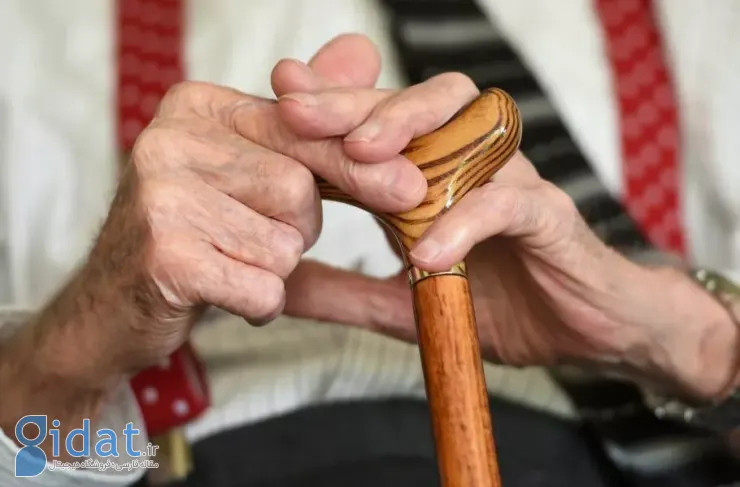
[272,36,739,401]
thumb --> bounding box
[271,33,382,96]
[284,259,416,343]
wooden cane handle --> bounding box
[317,87,521,249]
[318,87,522,487]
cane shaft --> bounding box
[412,271,499,487]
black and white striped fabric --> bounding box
[383,0,652,254]
[380,0,740,485]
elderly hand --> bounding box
[1,35,492,388]
[0,34,433,454]
[275,38,740,402]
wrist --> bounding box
[0,267,136,432]
[0,321,122,452]
[609,264,740,401]
[37,267,136,383]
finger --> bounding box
[155,83,427,212]
[277,88,394,139]
[145,121,322,248]
[232,103,427,212]
[190,247,287,326]
[408,180,575,272]
[271,59,326,95]
[284,259,415,342]
[191,185,305,279]
[271,34,382,96]
[344,72,480,162]
[308,34,382,88]
[277,73,478,161]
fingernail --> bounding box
[279,93,318,107]
[345,121,381,143]
[410,239,442,263]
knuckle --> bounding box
[279,163,316,214]
[541,181,580,231]
[480,183,521,219]
[434,72,479,98]
[483,180,578,238]
[131,127,164,161]
[281,226,305,261]
[336,88,365,115]
[162,81,208,108]
[250,157,272,181]
[268,224,305,277]
[221,94,266,131]
[333,145,362,193]
[479,183,544,234]
[251,274,286,322]
[382,73,479,136]
[215,224,249,257]
[160,81,239,120]
[138,180,205,241]
[131,126,181,173]
[381,95,435,134]
[341,161,362,196]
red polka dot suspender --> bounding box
[116,0,210,438]
[595,0,686,256]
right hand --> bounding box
[84,36,428,375]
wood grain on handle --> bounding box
[317,87,521,250]
[318,87,522,487]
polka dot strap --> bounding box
[595,0,686,255]
[116,0,211,436]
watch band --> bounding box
[644,268,740,435]
[650,390,740,434]
[691,269,740,322]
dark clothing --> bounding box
[138,396,740,486]
[142,396,620,487]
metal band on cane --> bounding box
[408,262,468,286]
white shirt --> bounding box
[1,0,739,485]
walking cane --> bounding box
[317,87,522,487]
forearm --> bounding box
[0,268,135,461]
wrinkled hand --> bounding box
[276,80,631,367]
[82,35,487,375]
[276,38,738,400]
[405,148,736,401]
